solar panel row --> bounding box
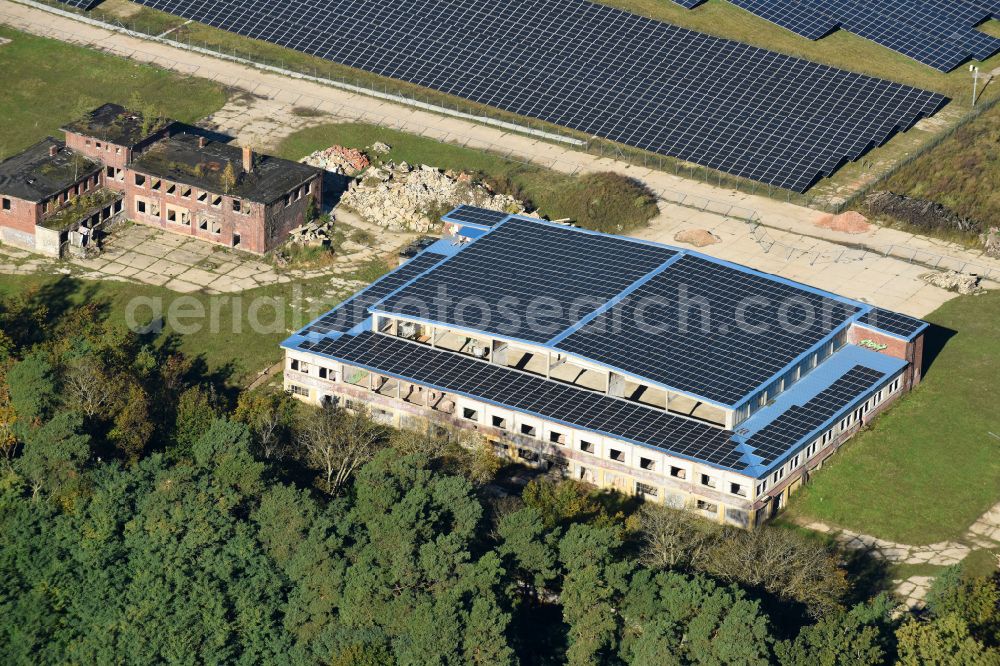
[302,331,746,469]
[301,251,447,336]
[376,219,678,344]
[443,205,511,229]
[58,0,101,8]
[858,308,926,339]
[675,0,1000,71]
[556,254,860,405]
[75,0,946,192]
[743,364,885,464]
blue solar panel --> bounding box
[301,251,448,336]
[555,254,860,405]
[743,364,885,464]
[124,0,946,192]
[858,307,926,339]
[375,218,678,344]
[443,205,510,229]
[729,0,838,40]
[54,0,102,8]
[671,0,1000,71]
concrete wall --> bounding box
[33,226,62,257]
[283,344,910,528]
[282,349,757,527]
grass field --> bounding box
[277,123,659,233]
[784,291,1000,545]
[43,0,1000,204]
[873,98,1000,226]
[0,272,355,386]
[0,25,227,159]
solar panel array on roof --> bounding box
[556,254,861,405]
[302,331,745,468]
[375,219,678,343]
[743,364,885,465]
[123,0,945,192]
[858,307,926,339]
[301,251,447,336]
[444,205,510,228]
[674,0,1000,71]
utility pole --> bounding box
[970,64,981,107]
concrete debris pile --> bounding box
[340,161,528,232]
[981,227,1000,259]
[921,270,982,295]
[301,145,370,176]
[287,218,335,247]
[864,192,981,235]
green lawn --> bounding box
[276,122,658,233]
[785,291,1000,545]
[0,273,352,386]
[0,25,227,158]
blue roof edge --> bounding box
[734,345,908,477]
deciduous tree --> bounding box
[297,404,384,494]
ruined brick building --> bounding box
[0,103,322,256]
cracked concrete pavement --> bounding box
[799,500,1000,609]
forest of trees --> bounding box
[1,281,999,665]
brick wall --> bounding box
[848,323,923,388]
[260,176,323,253]
[64,132,132,171]
[0,195,42,242]
[1,164,102,252]
[124,168,322,253]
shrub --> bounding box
[540,172,659,234]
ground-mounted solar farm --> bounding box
[56,0,949,193]
[672,0,1000,72]
[33,0,1000,202]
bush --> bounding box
[539,172,659,234]
[348,228,375,246]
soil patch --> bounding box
[814,210,871,234]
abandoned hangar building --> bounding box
[282,206,927,527]
[0,103,322,256]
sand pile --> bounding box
[673,228,720,247]
[815,211,871,234]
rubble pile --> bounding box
[980,227,1000,259]
[287,217,335,247]
[340,161,527,232]
[921,270,982,295]
[301,145,370,176]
